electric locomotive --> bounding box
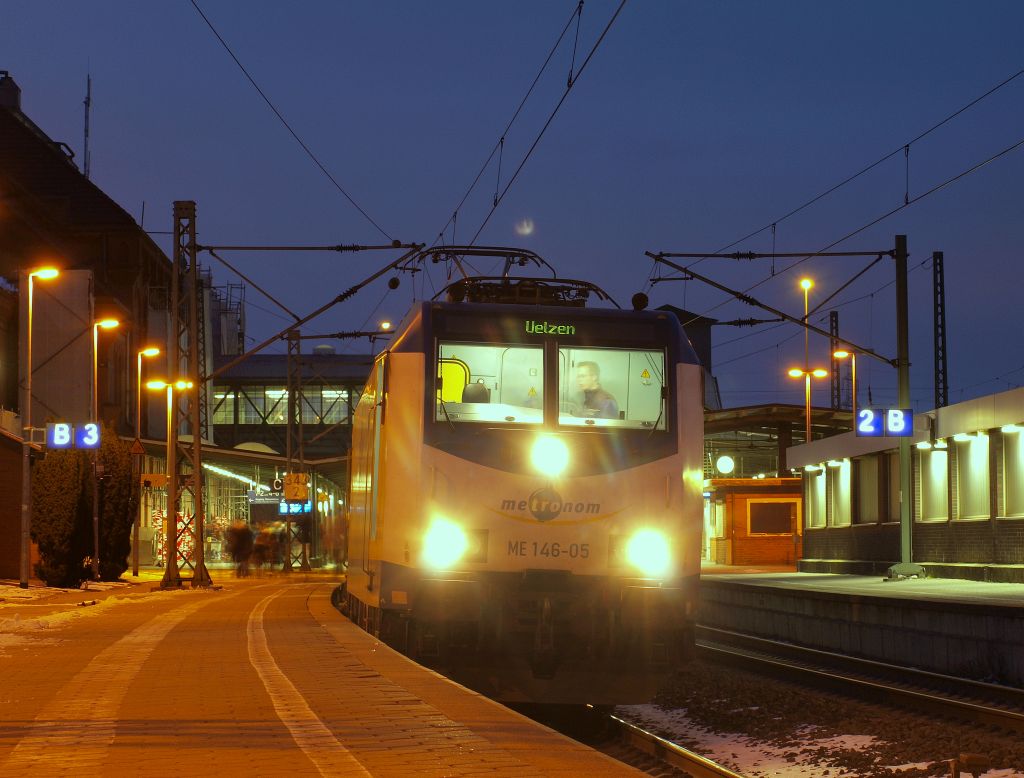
[340,247,704,704]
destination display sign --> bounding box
[437,311,661,345]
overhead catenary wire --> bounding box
[206,248,300,322]
[470,0,627,244]
[434,1,584,245]
[189,0,393,241]
[659,128,1024,332]
[651,65,1024,285]
[712,255,929,353]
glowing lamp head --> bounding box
[787,368,804,378]
[31,267,60,280]
[96,318,119,330]
[799,278,813,291]
[625,529,671,578]
[141,346,161,357]
[715,455,735,474]
[421,517,468,570]
[811,368,828,378]
[531,436,569,477]
[146,378,192,391]
[379,320,392,331]
[833,349,850,359]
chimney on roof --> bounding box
[0,71,21,111]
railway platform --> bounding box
[0,574,639,776]
[698,562,1024,687]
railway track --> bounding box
[604,713,746,777]
[521,703,745,776]
[696,624,1024,736]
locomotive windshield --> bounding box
[558,347,666,430]
[437,342,545,425]
[435,340,667,430]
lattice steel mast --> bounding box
[932,251,948,409]
[162,200,212,588]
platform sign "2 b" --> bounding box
[856,409,913,437]
[46,423,101,449]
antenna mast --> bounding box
[83,73,91,179]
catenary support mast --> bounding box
[163,201,212,588]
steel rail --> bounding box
[696,628,1024,736]
[608,713,747,778]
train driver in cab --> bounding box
[575,360,619,419]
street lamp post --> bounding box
[147,379,193,583]
[833,349,858,425]
[799,278,813,372]
[19,267,59,589]
[788,367,829,443]
[133,346,161,577]
[91,317,119,581]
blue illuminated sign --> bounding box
[46,423,101,449]
[47,423,74,448]
[76,423,101,449]
[856,409,913,438]
[278,501,312,515]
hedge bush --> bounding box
[32,425,139,585]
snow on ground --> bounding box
[0,580,191,655]
[621,703,858,776]
[618,659,1024,777]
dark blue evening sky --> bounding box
[4,1,1023,410]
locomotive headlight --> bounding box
[531,435,569,476]
[422,517,469,570]
[625,529,672,577]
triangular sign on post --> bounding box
[131,438,146,456]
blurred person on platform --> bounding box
[225,520,253,578]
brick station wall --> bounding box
[802,523,899,563]
[0,439,21,578]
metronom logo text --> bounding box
[502,487,599,522]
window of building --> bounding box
[855,456,879,523]
[264,387,288,425]
[806,470,826,528]
[955,433,990,519]
[748,499,798,535]
[919,447,949,521]
[825,459,851,526]
[212,391,235,425]
[302,390,322,425]
[321,388,351,425]
[239,385,265,424]
[1004,427,1024,517]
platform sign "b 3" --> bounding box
[46,423,101,449]
[856,409,913,437]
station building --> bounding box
[0,71,367,579]
[788,385,1024,583]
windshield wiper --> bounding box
[646,403,665,440]
[438,399,456,432]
